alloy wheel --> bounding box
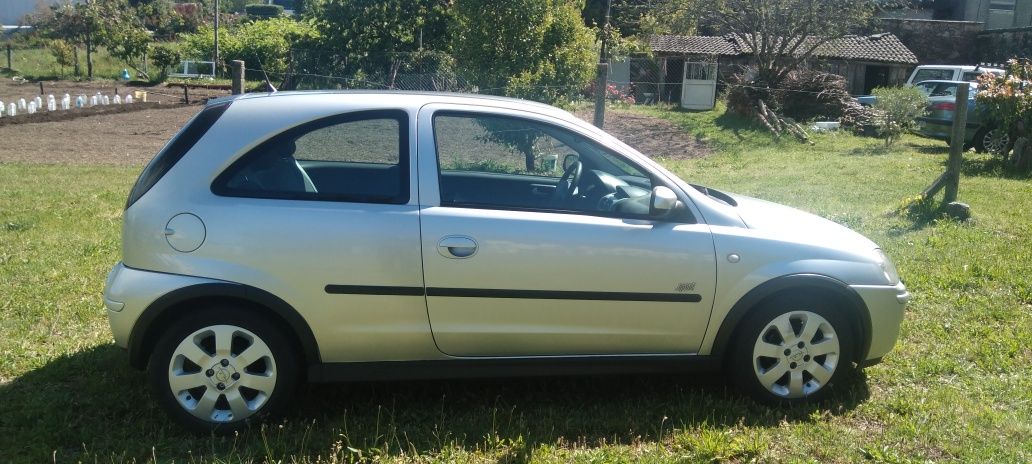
[983,128,1010,155]
[167,325,277,423]
[751,311,840,399]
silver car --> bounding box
[104,92,908,432]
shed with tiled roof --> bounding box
[612,32,918,103]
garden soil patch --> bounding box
[574,109,712,160]
[0,105,201,165]
[0,85,710,166]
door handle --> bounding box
[437,235,478,259]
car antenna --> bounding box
[255,56,277,93]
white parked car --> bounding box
[104,92,909,432]
[906,64,1004,86]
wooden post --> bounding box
[5,44,11,70]
[39,82,44,95]
[231,60,244,95]
[943,84,969,203]
[183,86,190,104]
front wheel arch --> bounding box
[127,283,320,370]
[710,274,871,365]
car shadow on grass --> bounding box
[904,142,949,155]
[0,344,871,462]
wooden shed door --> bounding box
[681,61,717,110]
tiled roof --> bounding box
[813,33,918,64]
[650,33,918,65]
[648,35,741,56]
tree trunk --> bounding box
[85,35,94,79]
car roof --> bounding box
[913,80,977,85]
[209,90,560,112]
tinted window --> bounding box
[213,110,408,204]
[126,101,230,209]
[913,69,954,83]
[434,113,659,218]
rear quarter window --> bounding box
[125,102,231,209]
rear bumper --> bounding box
[850,282,909,361]
[103,262,222,350]
[915,118,979,142]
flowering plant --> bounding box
[975,59,1032,151]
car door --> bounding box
[416,104,717,357]
[204,109,435,362]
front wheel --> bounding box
[147,307,299,434]
[729,297,856,404]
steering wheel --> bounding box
[554,160,582,201]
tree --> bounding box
[48,39,75,76]
[706,0,879,90]
[33,0,150,79]
[304,0,452,82]
[150,43,181,80]
[452,0,596,104]
[583,0,701,36]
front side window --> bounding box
[433,112,661,218]
[213,110,408,204]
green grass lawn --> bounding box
[1,105,1030,463]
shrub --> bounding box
[452,0,595,105]
[244,4,284,18]
[181,17,319,75]
[872,86,928,146]
[976,58,1032,169]
[150,43,181,80]
[48,39,75,76]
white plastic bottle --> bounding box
[27,101,37,114]
[113,94,122,105]
[18,98,26,110]
[8,103,16,116]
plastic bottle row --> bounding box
[0,92,136,118]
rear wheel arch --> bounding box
[711,274,871,364]
[127,283,320,370]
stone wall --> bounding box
[879,18,984,64]
[977,27,1032,63]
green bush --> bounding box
[244,3,284,18]
[180,17,319,75]
[452,0,596,105]
[872,85,928,146]
[150,43,181,80]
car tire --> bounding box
[147,306,300,434]
[973,127,1010,155]
[729,295,856,405]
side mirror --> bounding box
[650,185,679,217]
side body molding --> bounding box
[127,282,320,369]
[709,274,873,361]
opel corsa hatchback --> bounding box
[104,92,908,432]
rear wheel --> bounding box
[974,127,1009,155]
[147,307,299,434]
[729,296,856,404]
